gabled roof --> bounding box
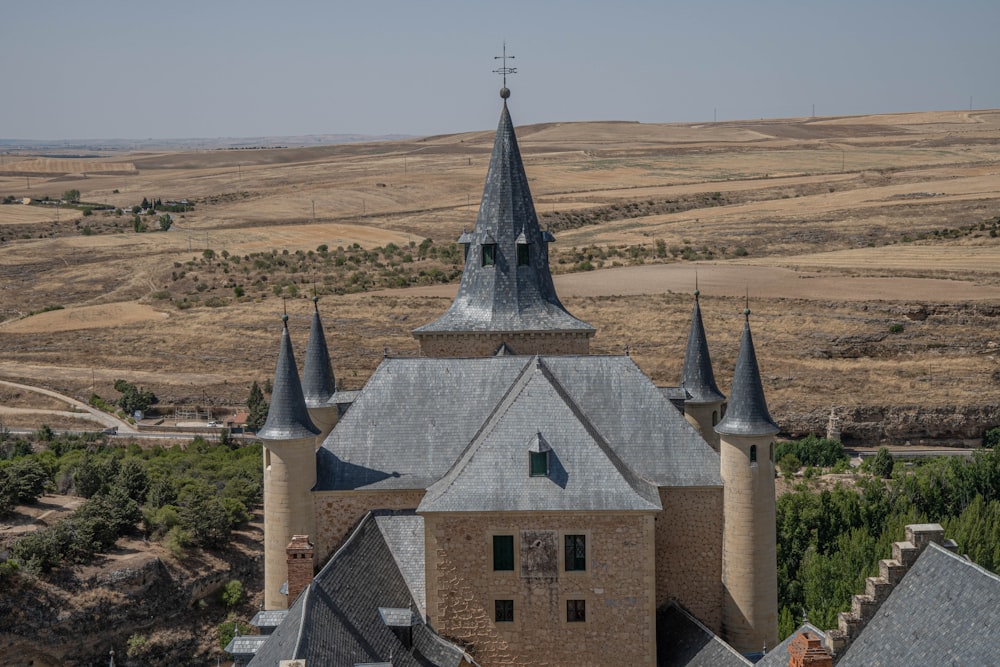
[656,603,751,667]
[259,317,320,441]
[248,511,470,667]
[413,101,593,337]
[838,542,1000,667]
[715,312,779,437]
[681,293,725,405]
[318,355,721,493]
[418,358,661,513]
[302,298,337,409]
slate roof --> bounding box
[413,100,593,337]
[715,314,779,437]
[303,298,337,409]
[251,608,289,630]
[681,293,726,405]
[375,513,427,617]
[754,622,826,667]
[656,603,751,667]
[418,358,662,513]
[248,511,471,667]
[318,355,721,494]
[258,318,320,441]
[837,542,1000,667]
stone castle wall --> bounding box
[415,331,591,358]
[654,486,724,633]
[424,511,657,667]
[312,489,426,563]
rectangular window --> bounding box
[481,243,496,267]
[565,534,586,571]
[529,450,548,477]
[493,535,514,571]
[516,243,530,266]
[495,599,514,623]
[566,599,586,622]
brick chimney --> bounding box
[788,631,833,667]
[286,534,314,605]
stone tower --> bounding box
[412,91,595,357]
[259,315,320,610]
[716,308,779,655]
[301,297,339,441]
[681,289,726,450]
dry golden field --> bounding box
[1,108,999,440]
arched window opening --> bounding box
[750,445,757,464]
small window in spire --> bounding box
[482,243,496,267]
[750,445,757,464]
[517,243,530,266]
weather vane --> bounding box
[493,42,517,98]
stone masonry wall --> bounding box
[415,331,591,358]
[424,511,657,667]
[654,487,724,634]
[312,489,426,564]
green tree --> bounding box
[221,579,244,608]
[872,447,895,479]
[63,189,80,203]
[158,214,172,231]
[113,379,157,416]
[246,381,268,432]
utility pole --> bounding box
[312,200,316,220]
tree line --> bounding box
[777,438,1000,638]
[0,433,262,577]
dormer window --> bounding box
[516,228,530,266]
[482,243,496,267]
[517,243,530,266]
[527,432,551,477]
[529,450,548,476]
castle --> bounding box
[245,88,783,666]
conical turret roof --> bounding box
[259,316,320,441]
[715,311,779,437]
[302,298,336,408]
[681,291,725,405]
[413,97,593,336]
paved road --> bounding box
[0,379,136,433]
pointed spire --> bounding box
[681,289,725,404]
[302,296,336,408]
[715,309,779,436]
[259,315,320,440]
[414,96,593,337]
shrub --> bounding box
[774,435,847,468]
[779,453,802,478]
[984,427,1000,448]
[889,323,904,334]
[221,579,244,608]
[872,447,894,479]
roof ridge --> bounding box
[419,356,537,504]
[536,359,661,502]
[661,601,754,665]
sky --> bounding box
[2,0,998,140]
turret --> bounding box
[681,288,726,450]
[302,297,339,441]
[716,308,779,656]
[260,315,320,610]
[412,88,594,357]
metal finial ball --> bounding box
[744,308,751,316]
[500,87,510,99]
[282,314,289,323]
[694,289,700,297]
[312,295,319,304]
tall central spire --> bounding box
[413,86,594,357]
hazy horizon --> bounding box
[3,0,998,141]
